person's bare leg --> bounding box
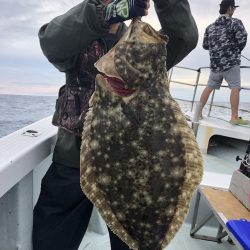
[194,87,214,120]
[199,87,214,115]
[230,88,240,120]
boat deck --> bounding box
[79,223,237,250]
[188,114,250,153]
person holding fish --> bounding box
[33,0,198,249]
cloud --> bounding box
[0,0,83,57]
[0,0,250,97]
[0,82,60,96]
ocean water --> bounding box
[0,94,249,138]
[0,94,56,138]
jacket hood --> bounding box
[214,15,231,25]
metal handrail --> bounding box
[168,65,250,117]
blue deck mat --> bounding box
[226,219,250,250]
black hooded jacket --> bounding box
[38,0,199,168]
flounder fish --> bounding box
[80,19,203,250]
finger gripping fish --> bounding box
[80,19,203,250]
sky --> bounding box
[0,0,250,100]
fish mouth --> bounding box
[97,71,136,97]
[94,46,136,97]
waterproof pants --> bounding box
[33,162,130,250]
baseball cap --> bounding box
[220,0,239,8]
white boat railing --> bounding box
[168,65,250,117]
[0,116,57,198]
[0,116,57,250]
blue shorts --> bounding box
[207,65,241,90]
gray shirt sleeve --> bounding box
[153,0,198,70]
[38,0,110,72]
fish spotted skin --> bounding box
[80,19,203,250]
